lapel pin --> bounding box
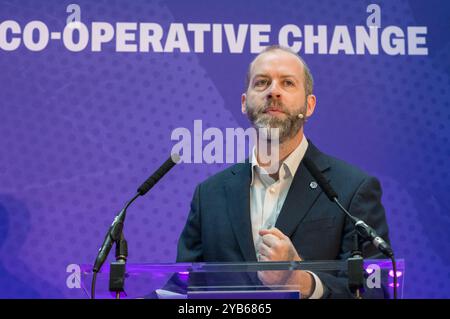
[309,181,318,189]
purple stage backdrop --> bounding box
[0,0,449,298]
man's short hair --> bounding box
[245,45,314,97]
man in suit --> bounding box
[176,45,391,299]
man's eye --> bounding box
[254,79,268,87]
[284,80,295,86]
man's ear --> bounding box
[305,94,316,118]
[241,93,247,114]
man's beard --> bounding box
[246,100,306,144]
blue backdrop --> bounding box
[0,0,449,298]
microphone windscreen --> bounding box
[137,154,179,195]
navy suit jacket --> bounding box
[176,141,391,298]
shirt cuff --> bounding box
[305,271,324,299]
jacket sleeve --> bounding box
[176,184,204,262]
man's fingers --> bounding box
[259,227,286,240]
[258,242,271,257]
[260,234,279,248]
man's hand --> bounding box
[257,227,301,262]
[256,227,314,298]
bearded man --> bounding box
[176,45,391,299]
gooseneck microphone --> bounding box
[302,155,397,299]
[302,156,393,258]
[91,153,180,298]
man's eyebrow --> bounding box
[252,74,299,79]
[280,75,299,79]
[252,74,270,79]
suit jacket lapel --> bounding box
[224,162,258,262]
[275,142,331,237]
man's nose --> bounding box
[267,81,281,99]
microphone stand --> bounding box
[334,197,397,299]
[109,232,128,299]
[90,154,180,299]
[348,232,364,299]
[91,194,138,299]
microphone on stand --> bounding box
[91,153,180,299]
[302,156,393,257]
[302,155,397,299]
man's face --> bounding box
[242,50,311,143]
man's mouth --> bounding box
[263,107,285,115]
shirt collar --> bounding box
[250,134,309,185]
